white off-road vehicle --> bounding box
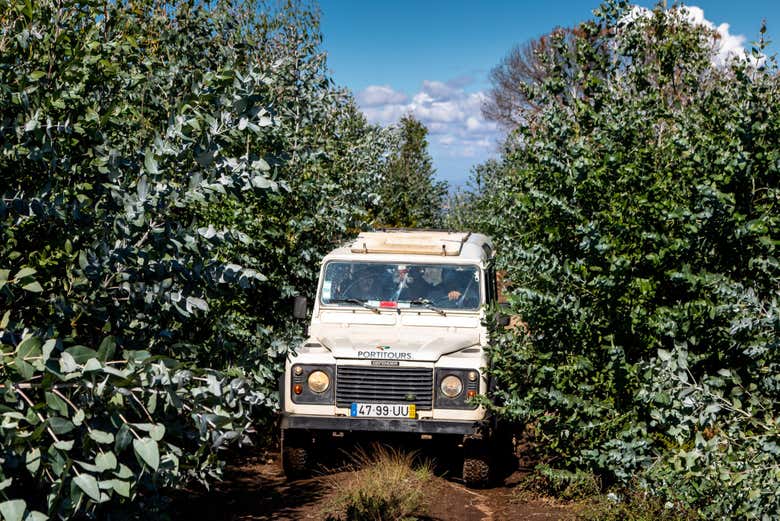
[281,230,503,486]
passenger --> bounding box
[397,266,432,301]
[341,266,391,301]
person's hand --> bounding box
[447,290,461,301]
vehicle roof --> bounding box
[324,230,493,263]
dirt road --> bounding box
[173,452,574,521]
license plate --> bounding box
[350,403,416,418]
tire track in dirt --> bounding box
[451,482,494,520]
[173,454,576,521]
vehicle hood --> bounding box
[312,314,482,362]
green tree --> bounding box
[0,0,389,517]
[472,1,778,516]
[375,115,447,228]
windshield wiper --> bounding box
[328,298,380,313]
[407,298,446,316]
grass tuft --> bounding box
[322,444,433,521]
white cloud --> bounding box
[421,80,457,100]
[356,85,408,107]
[681,6,748,64]
[356,79,502,164]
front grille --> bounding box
[336,366,433,410]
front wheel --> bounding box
[462,436,492,487]
[281,429,312,480]
[462,456,491,487]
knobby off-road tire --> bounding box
[462,456,490,487]
[462,436,491,487]
[281,430,311,480]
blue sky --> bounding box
[319,1,779,188]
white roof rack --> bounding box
[350,230,472,256]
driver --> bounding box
[443,269,477,306]
[422,267,463,302]
[398,266,461,303]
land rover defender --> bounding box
[281,230,501,485]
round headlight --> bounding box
[307,370,330,393]
[440,375,463,398]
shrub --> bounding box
[577,487,696,521]
[515,464,601,502]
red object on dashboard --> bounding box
[379,301,398,308]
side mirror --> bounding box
[494,312,510,327]
[293,296,308,320]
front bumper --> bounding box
[281,413,482,435]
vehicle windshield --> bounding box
[320,262,481,310]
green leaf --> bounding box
[114,424,133,452]
[0,310,9,329]
[84,107,99,123]
[14,357,35,379]
[17,336,41,359]
[13,267,36,280]
[21,281,43,292]
[59,352,79,373]
[144,149,158,175]
[97,337,116,362]
[133,437,159,471]
[110,479,131,498]
[42,339,57,361]
[147,393,157,414]
[64,346,98,364]
[73,474,101,502]
[89,430,114,444]
[83,358,102,372]
[73,409,85,426]
[113,464,133,480]
[0,499,26,521]
[186,296,209,312]
[95,452,117,472]
[24,511,49,521]
[149,424,165,442]
[45,392,68,416]
[26,448,41,473]
[53,440,74,451]
[22,281,43,293]
[48,417,74,435]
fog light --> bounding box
[294,366,303,376]
[440,375,463,398]
[467,371,478,381]
[307,370,330,393]
[293,384,303,394]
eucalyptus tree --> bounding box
[475,1,779,516]
[375,115,447,228]
[0,0,389,517]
